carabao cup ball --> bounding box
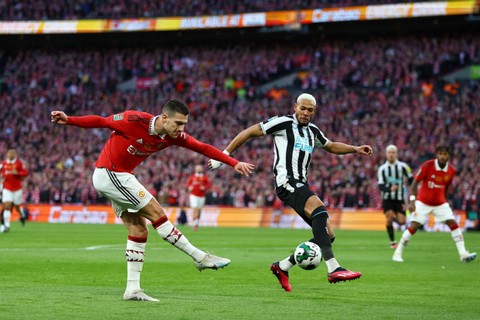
[294,241,322,270]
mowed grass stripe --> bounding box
[0,223,478,320]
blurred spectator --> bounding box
[0,33,478,211]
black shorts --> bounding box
[276,179,316,226]
[382,200,405,215]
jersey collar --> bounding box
[6,158,16,164]
[292,114,307,127]
[434,159,449,172]
[149,116,166,138]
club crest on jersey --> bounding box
[113,113,124,121]
[294,136,313,153]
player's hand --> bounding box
[355,145,372,156]
[391,184,399,192]
[208,158,223,170]
[408,201,416,212]
[50,111,68,125]
[234,162,255,176]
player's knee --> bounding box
[447,221,459,231]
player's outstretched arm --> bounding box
[209,123,264,170]
[51,111,68,125]
[324,141,372,156]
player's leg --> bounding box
[2,201,12,232]
[140,198,230,271]
[2,188,14,232]
[121,210,158,301]
[437,204,477,262]
[192,207,200,231]
[14,190,26,226]
[303,195,361,283]
[385,209,397,248]
[393,201,427,262]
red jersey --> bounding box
[414,159,456,206]
[67,110,239,174]
[186,173,212,197]
[1,158,29,191]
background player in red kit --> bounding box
[1,149,29,233]
[393,146,477,263]
[186,164,211,231]
[51,99,254,302]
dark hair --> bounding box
[436,145,451,154]
[162,99,189,116]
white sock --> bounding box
[3,210,11,228]
[18,206,25,218]
[155,218,205,262]
[125,238,146,293]
[395,228,413,255]
[325,258,341,273]
[451,228,467,256]
[279,256,294,271]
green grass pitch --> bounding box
[0,222,479,319]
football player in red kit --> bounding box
[51,99,254,301]
[393,146,476,263]
[186,164,212,231]
[1,149,29,233]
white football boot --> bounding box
[123,289,159,302]
[194,253,231,271]
[460,252,477,263]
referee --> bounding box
[377,145,413,248]
[209,93,372,289]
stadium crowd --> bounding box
[0,33,479,213]
[0,0,441,20]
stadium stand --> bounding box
[0,29,478,211]
[0,0,441,20]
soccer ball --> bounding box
[294,241,322,270]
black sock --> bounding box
[311,206,334,260]
[288,254,296,265]
[309,235,335,245]
[387,225,395,242]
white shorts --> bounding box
[92,168,153,218]
[410,200,455,225]
[2,189,23,205]
[189,195,206,209]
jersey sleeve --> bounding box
[414,163,426,181]
[185,175,193,188]
[310,125,330,148]
[259,116,291,135]
[403,162,413,184]
[173,133,239,167]
[17,160,29,177]
[67,111,138,133]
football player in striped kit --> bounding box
[209,93,372,290]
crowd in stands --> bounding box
[0,0,441,20]
[0,32,479,214]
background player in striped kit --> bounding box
[209,93,372,290]
[377,145,413,248]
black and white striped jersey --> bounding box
[377,160,413,201]
[259,114,330,188]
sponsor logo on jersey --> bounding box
[294,136,313,153]
[137,190,146,199]
[113,113,124,121]
[127,145,152,156]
